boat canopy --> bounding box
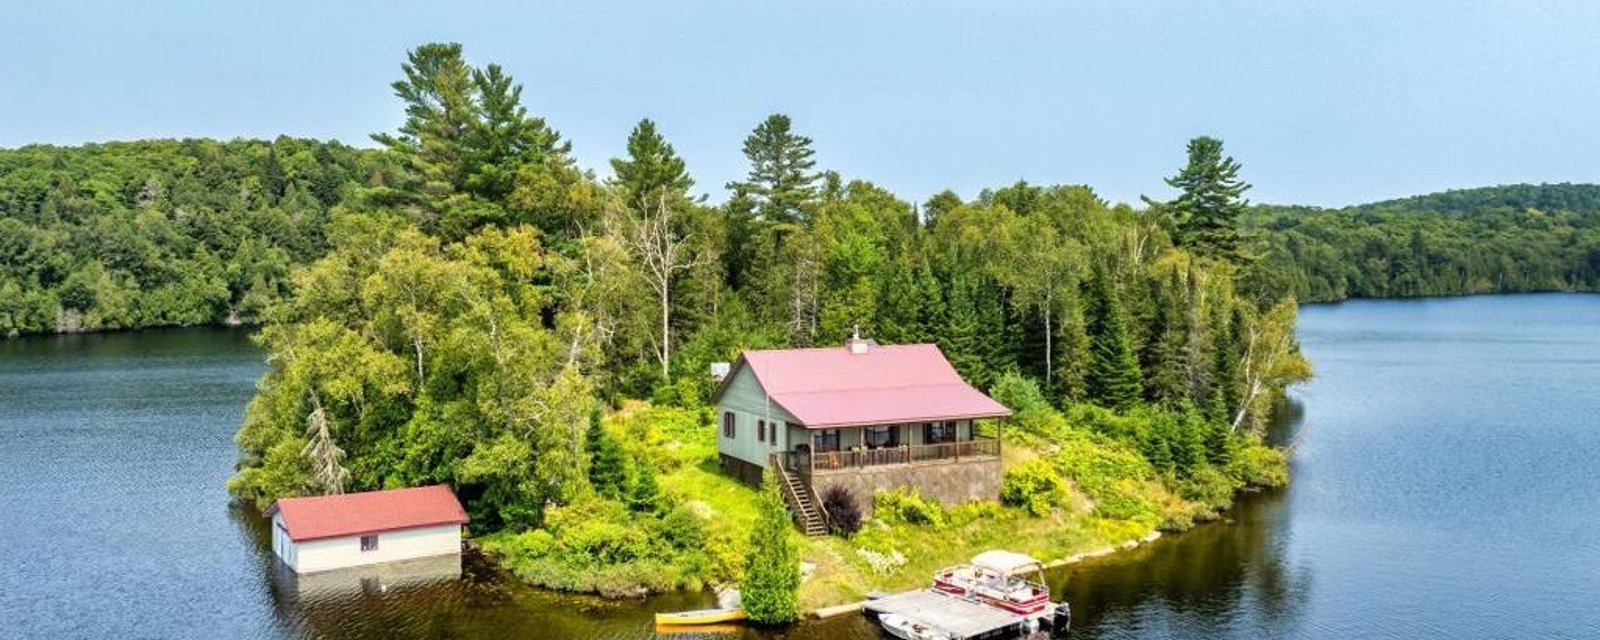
[970,550,1043,575]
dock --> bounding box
[862,589,1045,639]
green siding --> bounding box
[714,364,798,468]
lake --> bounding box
[2,294,1597,639]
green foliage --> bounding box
[610,118,693,206]
[586,409,629,500]
[728,114,819,224]
[1085,269,1143,410]
[989,371,1051,416]
[743,480,801,624]
[1001,459,1069,517]
[629,455,663,514]
[0,138,377,334]
[873,487,949,528]
[1240,184,1600,303]
[1161,136,1249,260]
[371,43,580,241]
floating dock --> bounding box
[862,589,1046,639]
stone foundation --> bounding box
[806,458,1001,519]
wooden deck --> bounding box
[862,589,1042,639]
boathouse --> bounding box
[265,485,469,574]
[711,335,1011,532]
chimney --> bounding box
[846,325,873,355]
[709,362,731,383]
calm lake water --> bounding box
[2,294,1598,639]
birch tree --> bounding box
[607,195,707,380]
[1232,298,1312,433]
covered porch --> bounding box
[776,419,1001,475]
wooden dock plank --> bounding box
[862,589,1032,639]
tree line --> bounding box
[1239,184,1600,302]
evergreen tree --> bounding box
[1208,305,1242,423]
[370,42,570,239]
[939,276,987,386]
[585,409,628,499]
[628,455,663,513]
[1164,136,1249,260]
[1145,265,1192,405]
[1085,269,1143,410]
[610,118,693,207]
[742,480,801,624]
[727,114,819,224]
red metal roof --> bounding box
[725,344,1011,428]
[265,485,469,542]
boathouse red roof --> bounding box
[714,343,1011,428]
[265,485,468,542]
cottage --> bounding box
[711,335,1011,532]
[265,485,469,574]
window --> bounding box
[758,419,766,443]
[360,534,379,552]
[865,425,899,449]
[923,421,955,444]
[722,412,735,439]
[814,429,840,453]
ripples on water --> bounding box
[3,295,1600,639]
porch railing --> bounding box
[792,438,999,473]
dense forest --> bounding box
[0,139,388,334]
[4,148,1596,338]
[1240,184,1600,302]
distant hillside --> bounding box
[1348,183,1600,217]
[0,139,390,335]
[1242,184,1600,302]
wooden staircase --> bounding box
[771,455,828,536]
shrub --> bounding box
[1002,459,1069,516]
[946,501,1004,527]
[655,504,709,550]
[990,372,1052,415]
[874,487,948,528]
[1227,442,1289,488]
[821,485,863,537]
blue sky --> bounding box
[3,1,1597,207]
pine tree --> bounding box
[1146,267,1192,405]
[742,480,801,624]
[1165,136,1250,260]
[610,118,693,207]
[585,409,628,500]
[1208,305,1242,423]
[939,276,987,387]
[727,114,819,224]
[370,42,569,239]
[628,455,662,514]
[1085,269,1143,411]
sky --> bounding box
[3,1,1598,208]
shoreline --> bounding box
[805,530,1165,619]
[7,290,1599,340]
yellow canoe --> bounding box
[654,607,748,625]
